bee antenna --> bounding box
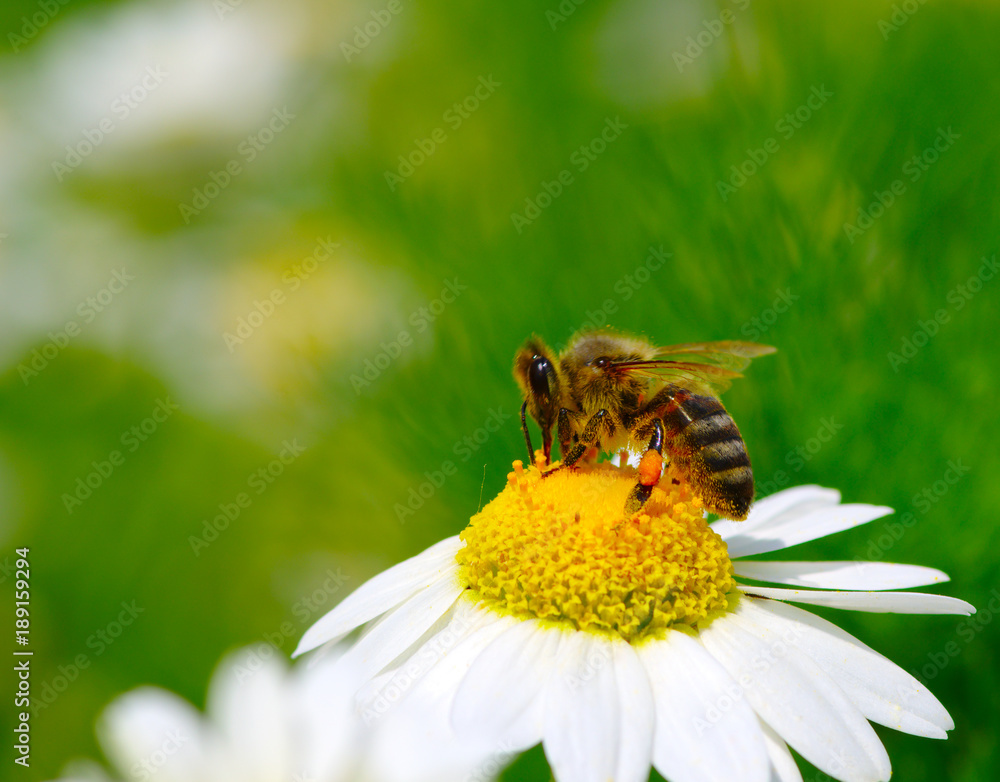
[520,400,534,461]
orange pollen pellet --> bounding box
[638,450,663,486]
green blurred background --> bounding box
[1,0,998,779]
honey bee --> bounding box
[513,330,775,520]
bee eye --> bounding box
[528,355,554,399]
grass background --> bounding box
[1,0,998,779]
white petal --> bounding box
[387,601,512,722]
[501,686,550,753]
[354,600,491,716]
[611,641,655,782]
[293,536,463,656]
[207,647,292,777]
[543,633,620,782]
[98,688,208,782]
[737,586,976,615]
[760,720,803,782]
[699,610,891,782]
[740,598,953,737]
[369,606,514,782]
[713,485,841,541]
[370,694,502,782]
[724,504,894,558]
[336,572,464,683]
[452,619,562,746]
[294,646,365,782]
[735,561,951,590]
[638,631,770,782]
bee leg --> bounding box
[543,409,612,477]
[624,419,665,515]
[556,407,575,461]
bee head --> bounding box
[513,337,561,460]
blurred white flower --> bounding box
[10,0,304,156]
[592,0,760,109]
[0,0,420,440]
[48,644,494,782]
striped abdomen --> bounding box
[659,390,754,520]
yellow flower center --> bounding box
[457,458,737,643]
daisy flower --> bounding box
[295,458,975,782]
[47,644,491,782]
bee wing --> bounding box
[613,341,776,395]
[611,361,740,395]
[653,341,777,371]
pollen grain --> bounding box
[457,460,737,643]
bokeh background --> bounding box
[1,0,998,779]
